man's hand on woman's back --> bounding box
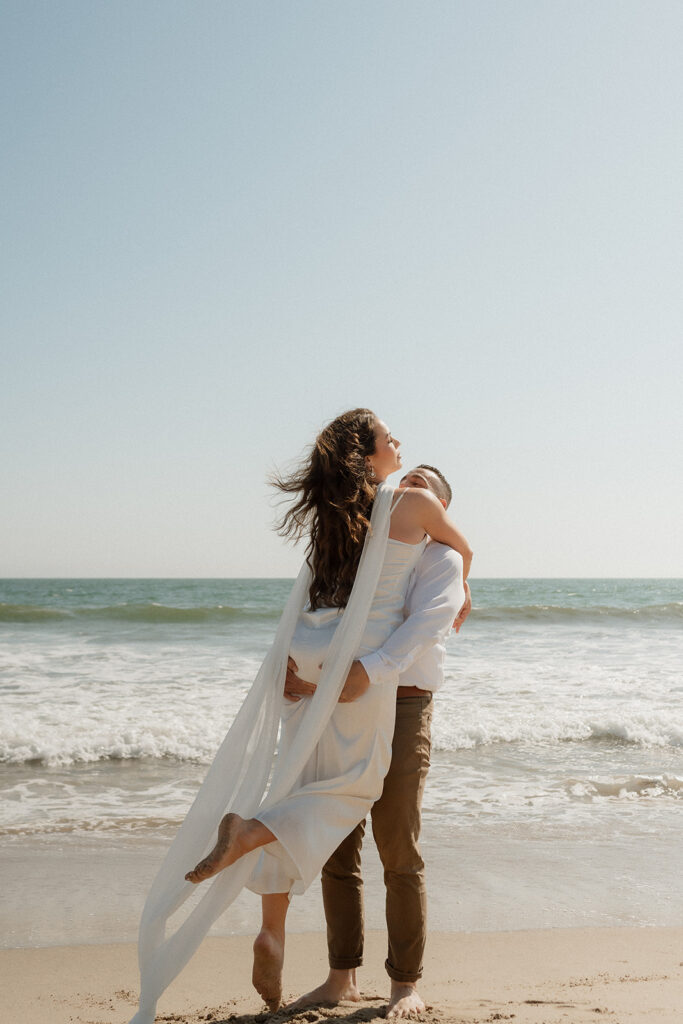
[338,661,370,703]
[283,657,369,703]
[284,658,317,701]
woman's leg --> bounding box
[253,892,289,1011]
[185,813,275,883]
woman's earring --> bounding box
[367,462,376,479]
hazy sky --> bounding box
[2,1,682,578]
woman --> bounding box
[129,409,471,1024]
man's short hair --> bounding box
[416,464,452,507]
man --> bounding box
[284,464,471,1018]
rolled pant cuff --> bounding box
[329,955,363,970]
[385,959,423,984]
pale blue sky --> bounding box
[2,1,682,577]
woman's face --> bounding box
[367,419,402,481]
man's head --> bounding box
[399,464,452,508]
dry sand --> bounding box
[2,927,682,1024]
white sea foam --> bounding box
[565,775,683,800]
[3,694,682,767]
[2,617,682,767]
[432,709,683,752]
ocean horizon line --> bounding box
[2,574,682,582]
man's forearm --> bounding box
[360,555,465,685]
[359,604,453,684]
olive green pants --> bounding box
[321,694,433,983]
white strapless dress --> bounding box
[129,486,416,1024]
[250,534,427,895]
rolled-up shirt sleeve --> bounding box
[360,546,465,685]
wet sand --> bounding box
[4,819,682,951]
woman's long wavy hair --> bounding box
[272,408,378,609]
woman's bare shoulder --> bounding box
[393,487,441,511]
[390,487,442,536]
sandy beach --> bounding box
[3,927,682,1024]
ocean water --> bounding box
[1,577,682,945]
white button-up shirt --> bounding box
[359,542,465,691]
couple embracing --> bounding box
[129,408,472,1023]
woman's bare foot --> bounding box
[387,981,426,1018]
[185,813,246,884]
[287,967,362,1009]
[252,928,284,1012]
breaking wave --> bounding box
[471,602,683,625]
[0,602,281,624]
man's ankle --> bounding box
[390,978,420,993]
[325,966,360,996]
[329,966,356,983]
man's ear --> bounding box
[440,498,447,510]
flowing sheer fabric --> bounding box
[129,483,395,1024]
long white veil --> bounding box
[129,482,395,1024]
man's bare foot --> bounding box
[252,927,284,1012]
[287,967,362,1009]
[185,813,245,884]
[387,981,426,1018]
